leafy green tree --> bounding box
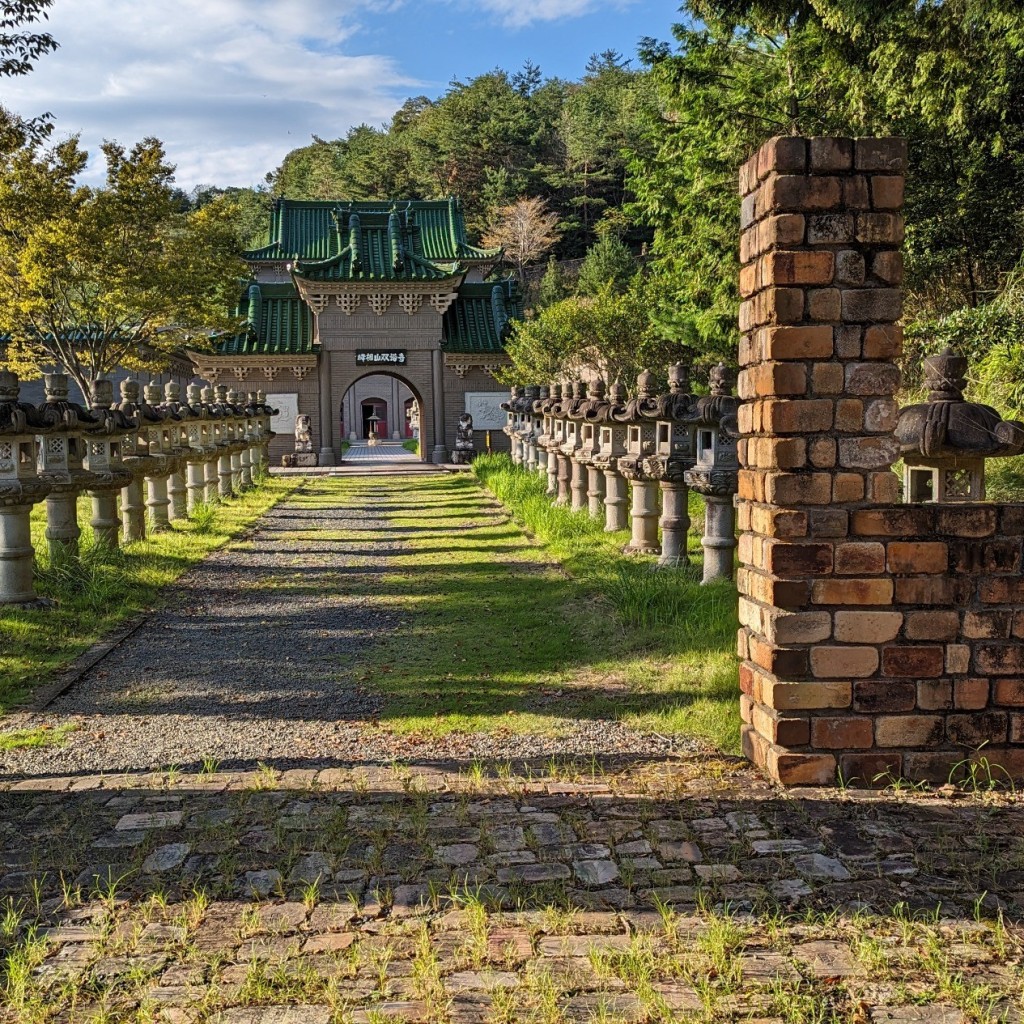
[537,256,571,309]
[0,136,245,399]
[504,279,682,387]
[576,233,636,297]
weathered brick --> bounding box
[856,212,904,245]
[881,645,945,678]
[758,136,808,176]
[808,213,855,245]
[895,577,955,605]
[871,251,904,286]
[854,137,907,173]
[951,539,1022,575]
[764,400,834,434]
[763,286,805,323]
[811,578,893,605]
[962,611,1012,640]
[834,399,865,432]
[807,287,841,320]
[993,679,1024,706]
[765,610,833,645]
[953,678,989,710]
[809,137,853,172]
[935,506,997,538]
[917,680,953,711]
[947,712,1006,746]
[839,753,903,786]
[767,749,837,786]
[766,174,841,211]
[752,703,810,746]
[767,251,835,286]
[840,288,903,322]
[946,644,971,675]
[863,398,899,433]
[853,680,916,714]
[834,248,865,285]
[875,715,944,748]
[904,610,960,641]
[838,436,900,470]
[870,174,905,209]
[843,174,870,209]
[808,509,849,538]
[763,213,806,247]
[810,646,879,679]
[808,437,837,467]
[999,506,1024,536]
[766,472,834,505]
[766,541,833,575]
[834,542,886,575]
[762,680,852,711]
[845,362,902,397]
[832,473,865,502]
[834,325,863,358]
[887,541,948,574]
[868,472,902,503]
[975,644,1024,674]
[762,325,834,361]
[979,577,1024,603]
[833,610,902,643]
[811,363,845,395]
[862,324,903,359]
[811,716,873,749]
[750,506,808,538]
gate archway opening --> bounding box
[339,370,427,465]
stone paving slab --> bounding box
[0,763,1022,1022]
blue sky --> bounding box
[3,0,681,190]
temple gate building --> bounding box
[188,198,520,464]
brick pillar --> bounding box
[736,135,906,785]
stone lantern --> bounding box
[684,364,740,582]
[201,385,222,502]
[501,386,523,465]
[645,362,698,568]
[561,382,588,511]
[592,381,630,532]
[0,372,53,606]
[520,385,541,472]
[531,386,549,479]
[538,382,563,496]
[35,373,101,558]
[256,390,277,468]
[226,388,251,491]
[84,380,134,548]
[142,382,177,531]
[615,370,662,556]
[116,380,156,542]
[213,385,236,498]
[896,347,1024,502]
[245,392,262,481]
[577,379,607,519]
[160,382,191,520]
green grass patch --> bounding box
[0,477,299,713]
[292,463,739,752]
[402,438,421,456]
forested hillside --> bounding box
[237,1,1024,432]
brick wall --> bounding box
[736,135,1024,786]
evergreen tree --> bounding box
[576,234,636,297]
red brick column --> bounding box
[736,136,907,785]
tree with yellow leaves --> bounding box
[0,134,246,400]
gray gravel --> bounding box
[1,478,676,777]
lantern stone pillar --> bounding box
[163,382,189,521]
[201,386,220,503]
[143,384,172,531]
[617,372,662,556]
[215,386,234,498]
[0,372,52,606]
[84,380,131,549]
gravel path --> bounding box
[1,477,674,777]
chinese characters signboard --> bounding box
[356,351,407,366]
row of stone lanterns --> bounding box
[0,371,276,607]
[502,363,741,583]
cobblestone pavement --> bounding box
[1,762,1022,1022]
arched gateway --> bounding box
[188,199,519,464]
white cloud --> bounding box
[2,0,420,188]
[471,0,630,30]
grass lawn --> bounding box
[0,476,300,715]
[298,457,739,753]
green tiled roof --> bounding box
[215,284,314,356]
[243,198,500,281]
[442,280,521,355]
